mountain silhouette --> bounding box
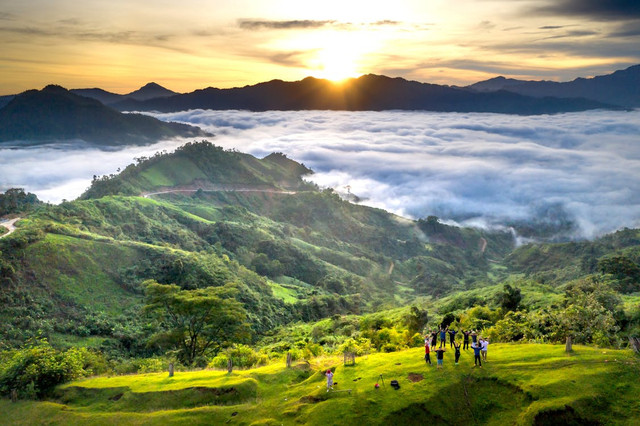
[0,85,209,144]
[467,64,640,108]
[110,74,615,114]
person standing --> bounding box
[462,330,471,350]
[453,341,461,365]
[434,347,446,369]
[325,370,334,391]
[430,330,438,348]
[481,338,489,362]
[448,328,458,348]
[471,330,478,346]
[471,341,482,367]
[439,327,447,348]
[425,341,432,365]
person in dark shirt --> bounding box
[439,328,447,348]
[430,330,438,348]
[448,329,457,348]
[462,331,471,350]
[471,341,482,367]
[453,341,461,365]
[434,347,446,369]
[471,330,478,345]
[424,342,432,365]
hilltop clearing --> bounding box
[1,343,638,425]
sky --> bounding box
[1,0,640,94]
[2,110,639,240]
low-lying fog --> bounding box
[1,109,639,239]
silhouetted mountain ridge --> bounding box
[0,85,210,145]
[467,64,640,108]
[110,73,615,114]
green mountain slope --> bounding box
[0,143,519,351]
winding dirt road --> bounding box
[142,186,297,198]
[0,217,21,239]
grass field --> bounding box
[1,343,638,425]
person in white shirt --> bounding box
[481,338,489,361]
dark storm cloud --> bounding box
[533,0,640,20]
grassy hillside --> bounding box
[81,141,315,199]
[1,343,638,425]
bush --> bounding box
[0,342,87,398]
[208,344,264,369]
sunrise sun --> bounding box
[307,32,376,81]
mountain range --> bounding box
[0,85,210,145]
[1,65,637,115]
[467,64,640,108]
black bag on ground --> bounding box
[390,380,400,390]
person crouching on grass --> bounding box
[434,347,446,369]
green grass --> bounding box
[268,282,300,304]
[24,233,143,314]
[138,157,208,188]
[2,343,638,425]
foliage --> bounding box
[495,283,522,312]
[0,188,41,216]
[144,281,250,366]
[0,341,91,398]
[599,255,640,293]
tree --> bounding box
[144,281,250,366]
[557,278,621,345]
[496,284,522,312]
[405,306,429,335]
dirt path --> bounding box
[0,217,21,239]
[480,237,487,254]
[142,186,297,198]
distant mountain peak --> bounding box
[0,85,209,144]
[125,82,178,101]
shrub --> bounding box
[0,342,87,398]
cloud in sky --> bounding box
[3,110,637,240]
[1,1,640,94]
[238,20,335,30]
[533,0,640,20]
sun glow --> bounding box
[307,32,379,81]
[314,47,360,81]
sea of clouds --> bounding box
[1,109,639,239]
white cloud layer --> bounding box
[2,109,639,239]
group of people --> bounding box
[424,327,489,368]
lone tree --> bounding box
[496,284,522,312]
[144,280,250,366]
